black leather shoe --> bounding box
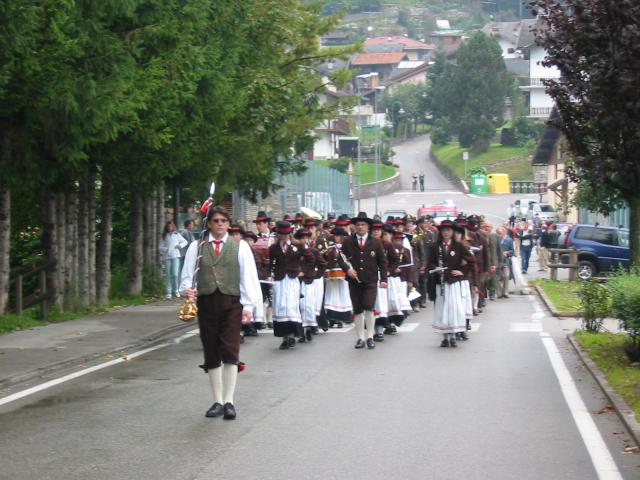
[223,403,236,420]
[373,333,384,342]
[354,339,365,349]
[279,339,289,350]
[449,339,457,347]
[205,402,223,418]
[297,336,306,343]
[440,339,450,348]
[305,328,313,341]
[287,337,296,347]
[366,338,375,349]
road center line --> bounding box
[541,337,623,479]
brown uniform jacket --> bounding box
[384,241,400,277]
[341,234,388,284]
[427,240,475,284]
[269,241,314,280]
[300,246,328,284]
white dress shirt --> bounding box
[159,232,188,260]
[180,233,261,313]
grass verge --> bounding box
[531,279,581,313]
[431,142,534,180]
[574,331,640,420]
[314,160,397,184]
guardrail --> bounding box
[8,261,55,320]
[510,181,547,194]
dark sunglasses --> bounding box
[210,218,228,224]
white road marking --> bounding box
[510,322,543,332]
[466,194,500,201]
[394,191,464,195]
[0,344,169,407]
[531,312,545,322]
[396,322,420,333]
[539,332,550,337]
[541,337,623,479]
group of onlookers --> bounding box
[508,216,562,274]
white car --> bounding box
[527,203,559,223]
[515,198,537,218]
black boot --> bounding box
[305,327,313,342]
[466,319,471,331]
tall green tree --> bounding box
[531,0,640,265]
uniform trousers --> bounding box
[197,290,242,371]
[348,280,377,314]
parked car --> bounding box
[564,224,629,279]
[382,209,407,222]
[514,198,537,218]
[527,203,559,223]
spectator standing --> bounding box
[538,224,551,271]
[518,224,534,274]
[412,173,418,191]
[507,204,516,228]
[179,219,196,272]
[160,221,188,299]
[419,171,425,191]
[497,227,514,298]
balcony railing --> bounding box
[529,107,553,117]
[519,77,559,87]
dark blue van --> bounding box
[565,224,629,279]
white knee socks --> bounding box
[364,310,375,340]
[354,313,365,340]
[208,367,223,404]
[222,363,238,405]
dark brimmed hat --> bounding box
[283,214,293,222]
[395,218,405,226]
[385,216,395,225]
[275,221,293,235]
[392,231,405,240]
[351,212,373,225]
[303,219,318,228]
[243,231,257,241]
[335,214,350,226]
[228,224,243,234]
[437,219,456,230]
[383,224,395,234]
[454,221,467,233]
[330,227,348,237]
[371,221,383,230]
[294,213,303,223]
[403,214,415,223]
[323,221,333,229]
[294,228,311,239]
[253,211,271,223]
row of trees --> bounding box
[0,1,354,315]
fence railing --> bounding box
[510,181,547,194]
[8,261,55,320]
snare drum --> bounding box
[324,268,346,280]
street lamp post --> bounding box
[390,101,405,139]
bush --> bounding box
[578,279,610,332]
[431,118,452,145]
[608,268,640,361]
[327,156,351,174]
[501,127,517,146]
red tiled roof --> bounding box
[365,36,436,50]
[351,52,407,66]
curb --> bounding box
[533,284,580,318]
[567,333,640,446]
[0,320,195,392]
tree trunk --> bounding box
[629,195,640,267]
[126,190,144,295]
[42,190,60,307]
[95,172,113,305]
[64,190,77,310]
[87,170,96,303]
[0,185,10,315]
[155,185,165,272]
[55,192,66,308]
[143,194,153,274]
[77,174,90,306]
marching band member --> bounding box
[296,228,327,343]
[323,227,353,328]
[180,206,261,420]
[427,220,475,348]
[241,231,266,339]
[253,211,274,328]
[306,219,328,331]
[371,222,392,341]
[341,212,388,350]
[453,221,476,340]
[269,221,314,350]
[388,231,412,328]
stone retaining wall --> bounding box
[353,172,402,199]
[428,151,468,193]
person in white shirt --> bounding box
[159,221,188,299]
[180,206,261,420]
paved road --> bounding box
[392,134,453,191]
[1,296,638,479]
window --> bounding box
[618,231,629,248]
[591,228,616,246]
[574,227,592,241]
[539,204,555,212]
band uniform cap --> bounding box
[392,231,405,239]
[275,221,293,235]
[253,211,271,223]
[395,218,405,226]
[282,214,293,222]
[303,219,318,227]
[383,224,395,234]
[294,213,304,222]
[330,227,348,237]
[294,228,311,239]
[371,222,383,230]
[228,224,243,234]
[437,219,456,230]
[385,216,395,224]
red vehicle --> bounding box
[417,203,459,222]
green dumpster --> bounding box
[470,173,488,194]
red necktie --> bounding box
[359,237,364,249]
[214,240,222,256]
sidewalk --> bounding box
[0,299,192,393]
